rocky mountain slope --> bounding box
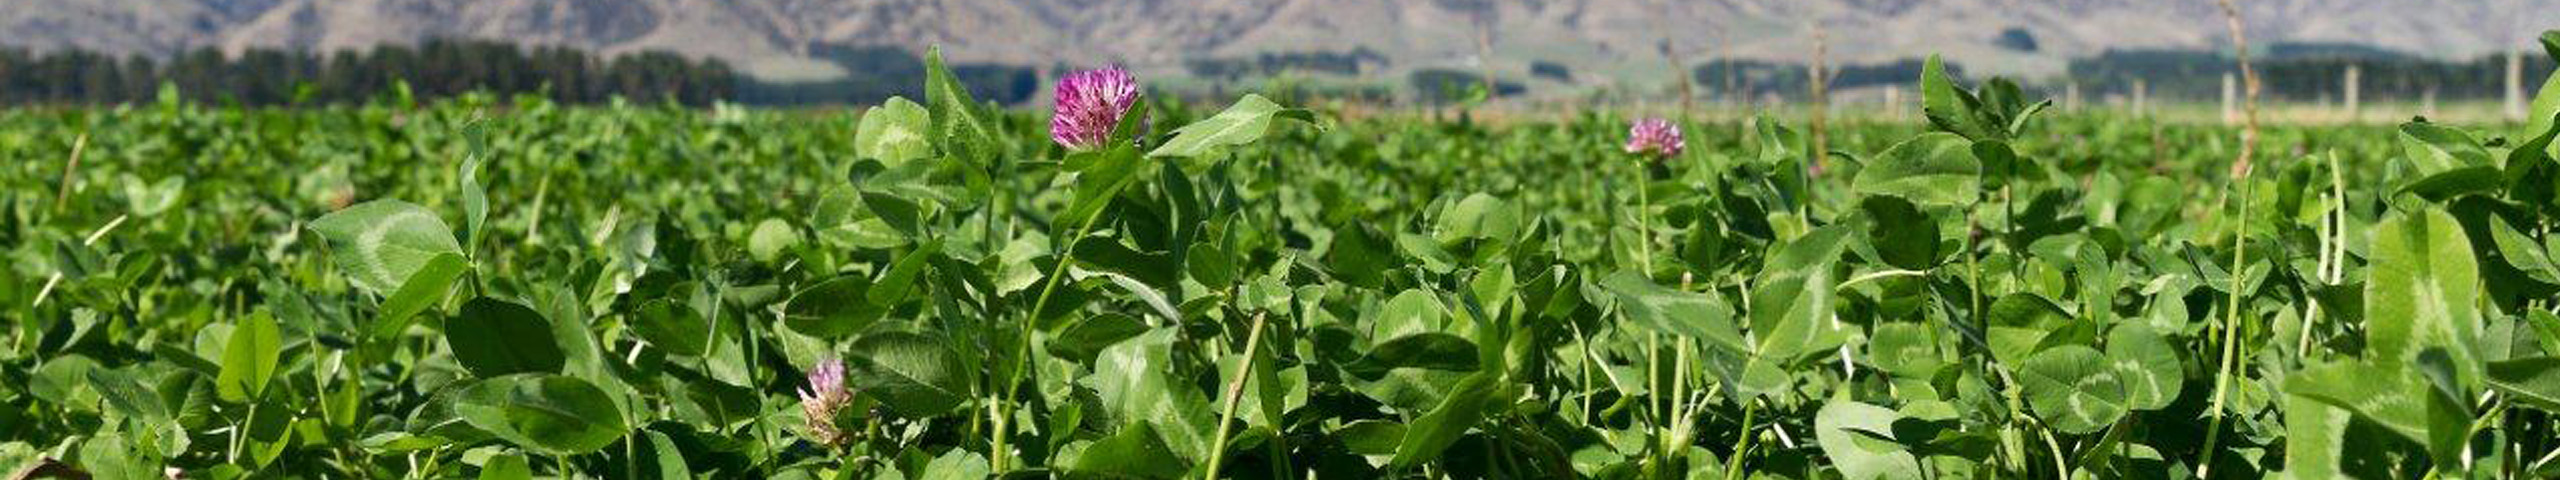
[5,0,2553,82]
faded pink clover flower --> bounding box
[1624,118,1684,160]
[1050,67,1140,151]
[799,357,854,446]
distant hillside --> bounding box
[7,0,2554,83]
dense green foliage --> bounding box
[6,42,2560,480]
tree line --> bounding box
[0,41,1065,108]
[730,44,1040,106]
[1680,43,2555,104]
[0,40,736,106]
[2066,48,2556,103]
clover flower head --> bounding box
[1051,66,1141,151]
[799,357,854,446]
[1624,118,1685,159]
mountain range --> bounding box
[6,0,2555,85]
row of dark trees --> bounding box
[0,40,1073,108]
[1692,58,1956,100]
[731,44,1040,106]
[2067,48,2556,103]
[0,40,736,106]
[1680,42,2555,103]
[1183,48,1387,81]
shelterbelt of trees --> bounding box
[0,41,1046,108]
[0,40,737,106]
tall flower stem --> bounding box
[1723,399,1758,480]
[1621,117,1682,276]
[1634,164,1657,276]
[2200,177,2251,480]
[1005,70,1148,470]
[2198,0,2261,476]
[995,62,1137,467]
[993,211,1103,473]
[1202,312,1270,480]
[1645,330,1663,469]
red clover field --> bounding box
[6,37,2560,479]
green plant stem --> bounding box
[1634,162,1657,276]
[2300,151,2347,356]
[1673,274,1697,452]
[1648,331,1663,421]
[2300,195,2329,357]
[2199,173,2253,479]
[2070,418,2132,474]
[228,402,251,465]
[1724,399,1758,480]
[1265,434,1291,480]
[994,211,1103,473]
[1999,367,2031,475]
[1202,312,1269,480]
[1671,338,1693,448]
[51,133,86,217]
[1646,330,1665,470]
[2042,425,2069,479]
[1964,207,1986,327]
[624,437,638,480]
[2002,183,2016,253]
[989,165,1010,245]
[1573,322,1598,422]
[741,294,773,469]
